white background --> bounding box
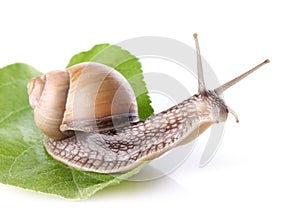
[0,0,299,215]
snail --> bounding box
[27,34,269,173]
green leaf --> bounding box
[0,45,153,199]
[67,44,154,119]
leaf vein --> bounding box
[8,145,35,178]
[0,80,25,89]
[0,106,30,125]
[71,169,83,198]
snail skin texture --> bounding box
[27,34,270,173]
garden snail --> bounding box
[27,34,269,173]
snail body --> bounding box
[27,34,269,173]
[44,90,224,173]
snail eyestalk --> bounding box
[193,33,206,94]
[214,59,270,95]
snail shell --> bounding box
[27,62,139,140]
